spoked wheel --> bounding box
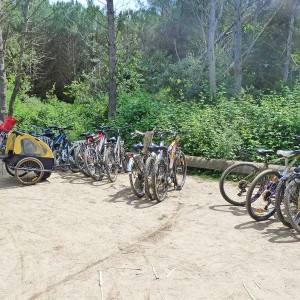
[173,151,187,190]
[84,148,103,180]
[75,146,90,177]
[129,156,145,198]
[246,169,280,221]
[219,163,260,206]
[69,146,80,173]
[105,148,118,182]
[274,179,292,228]
[15,157,44,185]
[145,156,156,200]
[153,157,169,202]
[53,150,69,172]
[284,178,300,234]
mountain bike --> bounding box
[127,129,156,198]
[152,130,190,202]
[84,125,115,181]
[219,149,275,206]
[245,149,300,221]
[49,125,79,172]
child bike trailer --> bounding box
[2,131,54,185]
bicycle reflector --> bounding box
[126,152,134,159]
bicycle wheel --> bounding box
[246,169,280,221]
[53,150,69,172]
[283,178,300,234]
[75,146,90,177]
[129,156,145,198]
[219,163,260,206]
[173,151,187,190]
[274,179,292,228]
[15,157,44,185]
[153,157,169,202]
[69,146,80,173]
[145,156,155,200]
[105,148,118,182]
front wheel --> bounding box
[173,151,187,190]
[246,169,280,221]
[283,178,300,234]
[145,156,156,200]
[129,156,145,198]
[153,157,169,202]
[219,163,260,206]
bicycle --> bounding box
[245,149,300,221]
[127,129,156,198]
[152,130,190,202]
[219,149,275,206]
[49,125,79,172]
[103,126,131,182]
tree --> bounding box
[283,0,299,81]
[208,0,216,98]
[107,0,117,119]
[0,24,6,120]
[9,0,30,116]
[233,0,242,94]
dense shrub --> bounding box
[11,86,300,162]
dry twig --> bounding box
[151,262,159,279]
[98,270,104,300]
[243,284,256,300]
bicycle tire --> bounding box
[5,162,15,176]
[219,163,260,206]
[74,146,90,177]
[105,147,118,182]
[246,169,279,221]
[173,151,187,190]
[129,156,145,198]
[283,178,300,234]
[145,156,155,200]
[15,157,44,185]
[152,157,169,202]
[69,146,80,173]
[274,179,292,228]
[53,150,69,172]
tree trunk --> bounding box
[107,0,117,119]
[0,25,6,120]
[208,0,216,98]
[8,0,30,116]
[283,0,298,82]
[233,0,242,94]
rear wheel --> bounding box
[219,163,260,206]
[75,146,90,177]
[246,169,279,221]
[69,146,80,173]
[53,150,69,172]
[129,156,145,198]
[15,157,44,185]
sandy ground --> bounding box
[0,162,299,300]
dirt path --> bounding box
[0,166,299,300]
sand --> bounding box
[0,164,299,300]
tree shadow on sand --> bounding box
[235,220,300,243]
[209,204,248,217]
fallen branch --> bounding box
[98,270,104,300]
[151,262,159,279]
[243,284,256,300]
[166,265,183,278]
[158,289,165,300]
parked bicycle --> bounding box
[151,130,190,202]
